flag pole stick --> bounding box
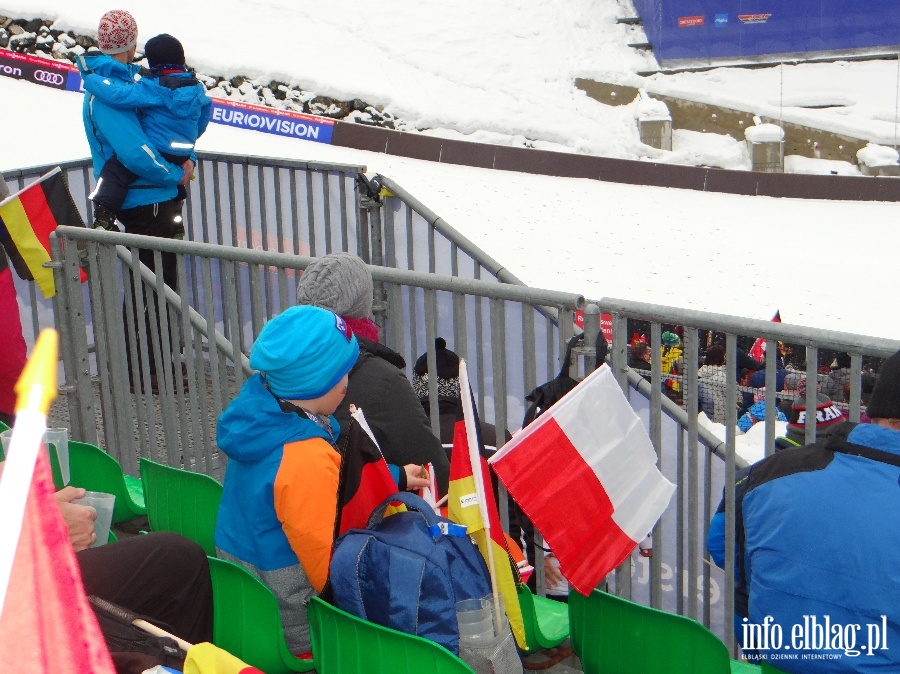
[459,360,503,634]
[89,596,194,652]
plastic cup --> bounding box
[1,428,71,486]
[0,429,12,457]
[456,596,493,641]
[44,428,70,485]
[74,491,116,548]
[483,594,507,637]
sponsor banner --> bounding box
[738,13,772,24]
[0,48,334,145]
[715,14,729,28]
[0,47,82,91]
[210,99,334,144]
[574,309,614,345]
[677,15,705,27]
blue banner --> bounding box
[210,99,334,144]
[631,1,900,63]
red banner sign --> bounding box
[678,15,705,27]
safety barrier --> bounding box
[9,149,899,656]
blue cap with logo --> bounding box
[249,305,359,400]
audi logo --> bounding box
[33,70,65,86]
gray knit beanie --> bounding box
[296,253,373,319]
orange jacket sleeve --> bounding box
[273,438,341,592]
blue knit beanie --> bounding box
[249,306,359,400]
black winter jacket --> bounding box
[334,337,450,493]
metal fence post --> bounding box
[50,232,97,445]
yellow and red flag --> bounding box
[0,168,85,299]
[448,359,526,649]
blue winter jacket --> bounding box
[78,54,184,209]
[215,373,408,573]
[737,423,900,672]
[215,373,340,572]
[82,68,211,160]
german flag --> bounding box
[448,360,527,649]
[334,406,399,536]
[0,168,85,299]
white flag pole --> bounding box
[459,359,502,632]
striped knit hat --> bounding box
[786,393,845,444]
[97,10,138,55]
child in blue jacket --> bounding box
[79,33,211,235]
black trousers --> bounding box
[118,198,183,376]
[93,154,188,213]
[78,532,213,672]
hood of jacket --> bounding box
[79,53,140,82]
[217,373,338,463]
[145,72,209,118]
[354,336,406,370]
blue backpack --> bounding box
[328,491,492,655]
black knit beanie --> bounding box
[865,350,900,420]
[413,338,461,400]
[144,33,185,70]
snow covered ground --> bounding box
[2,0,899,339]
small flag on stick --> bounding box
[448,360,527,649]
[748,310,782,362]
[490,364,675,596]
[333,406,399,536]
[0,167,86,299]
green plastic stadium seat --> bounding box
[68,440,146,523]
[140,457,222,556]
[569,588,760,674]
[307,596,474,674]
[207,556,315,674]
[517,585,569,654]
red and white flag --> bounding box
[489,364,675,596]
[748,310,782,362]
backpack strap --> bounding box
[825,423,900,468]
[831,443,900,468]
[559,332,609,379]
[559,334,579,378]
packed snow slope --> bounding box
[1,1,899,339]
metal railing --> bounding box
[588,299,900,653]
[3,152,366,348]
[9,150,898,654]
[52,226,582,479]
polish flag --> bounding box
[489,364,675,595]
[748,310,782,362]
